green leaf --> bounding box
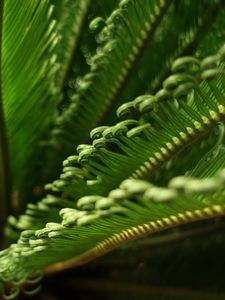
[120,0,225,107]
[0,0,11,247]
[42,0,173,181]
[6,47,225,238]
[51,0,90,88]
[1,2,225,297]
[1,0,60,208]
[1,165,225,292]
[46,48,225,201]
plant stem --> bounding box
[44,209,225,276]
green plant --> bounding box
[0,0,225,298]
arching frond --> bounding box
[47,47,225,200]
[1,166,225,296]
[6,47,225,236]
[1,0,60,208]
[42,0,173,180]
[0,1,225,298]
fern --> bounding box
[0,0,225,299]
[1,0,60,210]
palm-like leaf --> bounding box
[1,0,60,209]
[0,0,225,298]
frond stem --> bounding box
[97,0,173,127]
[44,203,225,275]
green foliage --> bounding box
[0,0,225,298]
[1,0,60,208]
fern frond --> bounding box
[1,0,60,208]
[42,0,173,180]
[1,45,225,297]
[6,46,225,237]
[1,2,225,297]
[107,0,225,117]
[1,166,225,296]
[51,0,90,88]
[147,0,225,93]
[44,47,225,200]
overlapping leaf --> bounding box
[1,1,225,298]
[1,165,225,297]
[6,47,225,236]
[42,0,173,181]
[1,0,60,208]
